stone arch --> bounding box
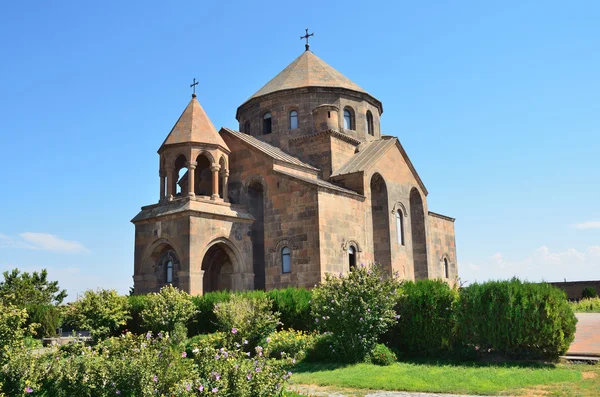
[200,237,245,293]
[370,173,392,274]
[244,176,266,290]
[440,253,451,279]
[410,187,428,279]
[342,106,355,130]
[195,153,212,196]
[141,238,182,288]
[173,154,188,196]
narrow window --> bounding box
[343,109,352,130]
[289,110,298,129]
[348,246,356,270]
[166,260,173,283]
[244,121,251,134]
[366,111,374,136]
[282,247,291,273]
[263,112,272,135]
[396,210,404,245]
[327,111,331,118]
[444,258,449,278]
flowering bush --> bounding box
[1,331,293,396]
[141,285,196,333]
[64,288,130,341]
[265,329,319,361]
[213,294,280,351]
[369,343,397,366]
[310,264,400,363]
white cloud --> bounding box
[573,221,600,229]
[0,232,89,254]
[460,245,600,284]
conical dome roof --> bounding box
[160,95,229,151]
[247,50,369,101]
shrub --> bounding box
[189,290,233,336]
[388,280,459,356]
[0,301,29,365]
[266,288,312,331]
[125,294,148,334]
[310,264,400,363]
[570,297,600,313]
[214,294,280,351]
[1,332,293,397]
[141,285,196,333]
[457,278,577,359]
[25,304,62,338]
[369,343,397,366]
[582,287,598,299]
[266,329,319,361]
[64,288,130,341]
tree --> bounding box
[65,289,130,340]
[0,268,67,307]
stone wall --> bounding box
[426,212,457,282]
[549,281,600,300]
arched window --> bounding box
[244,121,251,134]
[281,247,291,273]
[348,246,356,270]
[444,258,449,279]
[366,111,374,136]
[343,108,353,130]
[289,110,298,130]
[263,112,272,135]
[166,260,173,283]
[396,210,404,245]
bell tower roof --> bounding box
[159,95,229,152]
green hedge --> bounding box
[266,288,312,331]
[387,280,459,356]
[457,278,577,359]
[25,304,62,338]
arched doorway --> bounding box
[202,243,234,293]
[410,188,428,279]
[247,180,265,290]
[195,153,212,197]
[370,173,391,273]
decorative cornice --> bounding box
[288,129,362,146]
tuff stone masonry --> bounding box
[132,49,458,295]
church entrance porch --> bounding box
[202,243,234,293]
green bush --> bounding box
[266,329,319,361]
[188,290,233,336]
[266,288,312,331]
[570,297,600,313]
[0,301,29,365]
[214,294,280,351]
[141,285,196,333]
[387,280,459,356]
[125,294,148,334]
[1,332,293,396]
[311,264,400,363]
[457,278,577,359]
[25,304,62,338]
[369,343,397,366]
[64,288,130,341]
[582,286,598,299]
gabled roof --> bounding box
[220,128,319,171]
[160,95,229,151]
[331,136,429,196]
[247,50,368,101]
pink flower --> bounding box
[25,387,33,393]
[153,375,157,382]
[198,385,204,392]
[231,328,238,334]
[181,352,187,358]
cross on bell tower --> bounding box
[190,78,199,97]
[300,28,314,51]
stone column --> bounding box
[222,169,229,202]
[186,161,197,198]
[210,164,220,200]
[166,166,175,200]
[159,170,166,201]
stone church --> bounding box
[132,45,458,295]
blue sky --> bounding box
[1,1,598,299]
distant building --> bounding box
[132,47,457,295]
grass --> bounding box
[288,360,591,396]
[570,297,600,313]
